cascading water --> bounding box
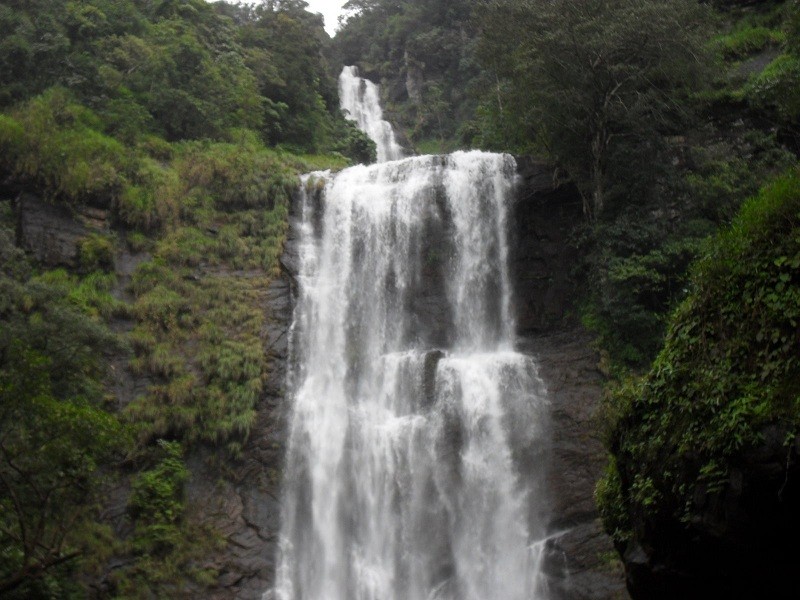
[339,65,404,163]
[271,68,550,600]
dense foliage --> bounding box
[0,210,128,597]
[0,0,373,154]
[475,0,710,220]
[597,167,800,545]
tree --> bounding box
[0,348,123,596]
[476,0,710,220]
[0,244,128,596]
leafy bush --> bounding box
[129,441,190,557]
[112,440,218,598]
[78,233,115,272]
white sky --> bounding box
[233,1,349,36]
[305,0,349,36]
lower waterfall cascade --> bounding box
[269,152,552,600]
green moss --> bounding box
[414,138,461,155]
[286,151,351,172]
[712,26,785,59]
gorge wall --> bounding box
[510,160,628,600]
[263,158,627,599]
[7,158,627,599]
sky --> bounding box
[305,0,349,36]
[236,1,349,36]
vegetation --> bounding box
[339,0,799,584]
[333,0,481,147]
[0,0,365,595]
[587,0,800,574]
[597,167,800,545]
[1,0,799,595]
[475,0,710,220]
[111,440,220,598]
[0,216,129,597]
[337,0,796,367]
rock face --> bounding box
[510,161,629,600]
[185,269,294,600]
[184,223,302,599]
[16,192,110,267]
[619,428,800,600]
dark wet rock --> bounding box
[511,162,628,599]
[617,426,800,600]
[16,191,110,267]
[521,330,627,600]
[510,158,583,336]
[422,349,445,409]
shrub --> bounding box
[79,232,115,272]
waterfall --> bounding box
[270,69,550,600]
[339,65,404,163]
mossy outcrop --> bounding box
[598,170,800,599]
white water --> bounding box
[339,65,404,163]
[270,69,550,600]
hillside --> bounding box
[0,0,369,596]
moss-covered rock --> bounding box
[598,169,800,599]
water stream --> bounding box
[271,67,550,600]
[339,65,405,163]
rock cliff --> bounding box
[511,160,628,599]
[9,162,627,598]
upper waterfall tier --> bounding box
[339,65,404,163]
